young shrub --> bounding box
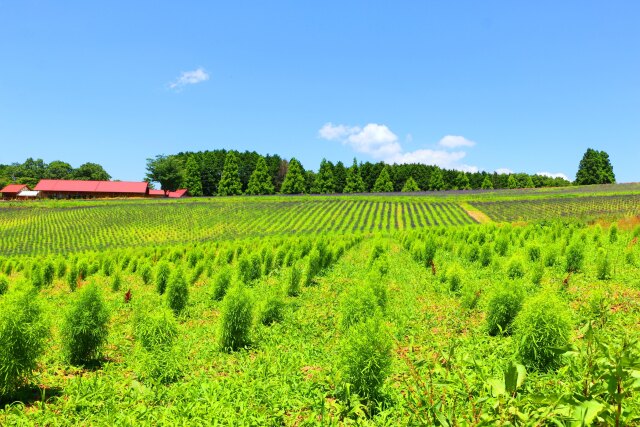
[460,282,481,310]
[101,257,113,276]
[67,262,79,292]
[424,237,437,267]
[61,283,110,365]
[262,250,275,276]
[56,258,67,279]
[370,255,390,277]
[495,236,509,256]
[285,264,302,297]
[368,242,385,267]
[30,264,44,289]
[530,263,544,285]
[466,243,480,263]
[625,248,637,267]
[189,261,205,285]
[218,285,253,352]
[544,247,558,267]
[166,267,189,316]
[133,304,182,384]
[595,247,611,280]
[258,294,286,325]
[111,270,122,292]
[366,274,388,312]
[582,289,611,327]
[506,256,526,279]
[155,261,171,295]
[212,266,232,301]
[565,242,585,273]
[304,249,322,286]
[447,265,463,293]
[479,244,493,267]
[513,293,572,371]
[76,259,89,282]
[4,261,14,276]
[0,288,49,397]
[42,259,55,287]
[486,284,524,336]
[0,275,8,295]
[139,262,152,285]
[339,316,391,404]
[608,223,618,243]
[527,244,542,262]
[340,285,379,330]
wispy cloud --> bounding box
[537,171,569,180]
[169,67,209,91]
[318,122,477,171]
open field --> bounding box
[1,185,640,425]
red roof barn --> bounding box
[34,180,149,199]
[1,184,29,200]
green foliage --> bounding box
[372,167,394,192]
[508,174,518,189]
[575,148,615,185]
[527,244,542,262]
[212,266,232,301]
[447,265,463,293]
[285,265,302,297]
[481,175,494,189]
[111,270,122,292]
[245,157,275,195]
[428,168,445,191]
[145,154,183,193]
[486,284,524,336]
[30,264,44,289]
[139,262,152,285]
[166,267,189,315]
[312,158,335,194]
[217,151,243,196]
[513,293,572,371]
[182,155,203,196]
[566,242,585,272]
[218,285,253,352]
[339,316,391,403]
[401,176,420,192]
[155,261,171,295]
[608,223,618,243]
[0,275,8,295]
[0,288,49,397]
[258,294,285,325]
[340,285,379,329]
[454,172,471,190]
[61,283,110,365]
[42,259,55,286]
[343,158,365,193]
[66,262,78,292]
[280,158,306,194]
[506,256,526,279]
[595,247,611,280]
[460,282,481,310]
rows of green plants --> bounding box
[0,199,476,255]
[471,194,640,222]
[1,220,639,424]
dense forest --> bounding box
[146,150,572,196]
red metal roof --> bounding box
[148,189,166,196]
[1,184,28,194]
[168,189,188,198]
[34,180,148,194]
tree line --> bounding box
[0,158,111,189]
[145,149,575,196]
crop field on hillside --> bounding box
[1,191,640,425]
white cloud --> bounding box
[169,67,209,90]
[537,171,569,181]
[438,135,476,148]
[495,168,513,175]
[318,122,477,171]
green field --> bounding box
[1,186,640,425]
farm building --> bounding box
[1,184,30,200]
[34,180,150,199]
[149,189,189,198]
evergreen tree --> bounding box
[454,172,471,190]
[280,158,307,194]
[217,151,243,196]
[246,157,275,195]
[481,175,494,189]
[313,158,335,193]
[333,161,347,193]
[401,176,420,192]
[523,175,535,188]
[428,168,445,191]
[343,159,365,193]
[575,148,616,185]
[508,174,518,189]
[373,167,394,192]
[182,155,202,196]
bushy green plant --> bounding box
[61,283,110,365]
[218,285,253,352]
[212,266,232,301]
[608,223,618,243]
[460,282,482,310]
[133,304,181,384]
[495,237,509,256]
[30,264,44,289]
[565,242,585,273]
[340,285,379,329]
[166,267,189,315]
[486,284,524,336]
[56,258,67,278]
[513,293,572,371]
[339,316,391,403]
[258,295,286,325]
[424,237,437,265]
[304,249,322,286]
[155,261,171,295]
[447,265,463,293]
[479,244,493,267]
[42,259,55,286]
[76,259,89,281]
[527,245,542,262]
[189,261,205,285]
[67,262,79,292]
[506,256,526,279]
[139,262,152,285]
[0,275,8,295]
[285,265,302,297]
[530,263,544,285]
[544,248,558,267]
[0,288,49,397]
[595,247,611,280]
[111,270,122,292]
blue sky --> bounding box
[1,1,638,182]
